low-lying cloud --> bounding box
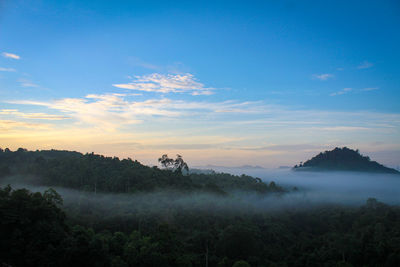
[209,168,400,205]
[2,170,399,221]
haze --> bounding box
[2,169,400,219]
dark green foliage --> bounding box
[294,147,399,174]
[0,148,281,194]
[232,260,251,267]
[217,223,261,260]
[2,186,400,267]
[0,185,67,266]
[189,173,284,193]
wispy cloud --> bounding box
[9,94,162,130]
[7,94,265,131]
[9,93,400,136]
[313,73,334,81]
[362,87,379,91]
[0,109,69,120]
[0,67,16,72]
[233,144,332,152]
[330,88,352,96]
[318,126,369,131]
[357,61,373,69]
[4,92,400,167]
[18,78,39,88]
[0,120,49,131]
[191,90,214,96]
[330,87,379,96]
[113,73,214,95]
[129,57,160,71]
[2,52,20,60]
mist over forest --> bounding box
[2,147,399,218]
[202,168,400,205]
[1,148,400,266]
[3,168,400,215]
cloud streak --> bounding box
[330,88,352,96]
[313,73,334,81]
[8,94,264,131]
[357,61,373,69]
[0,67,16,72]
[0,120,50,131]
[113,73,214,95]
[330,87,380,96]
[8,94,400,131]
[18,78,39,88]
[2,52,20,60]
[0,109,69,120]
[362,87,379,91]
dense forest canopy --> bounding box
[0,148,283,195]
[1,186,400,267]
[294,147,399,174]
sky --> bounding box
[0,0,399,168]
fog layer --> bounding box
[207,167,400,205]
[1,169,399,222]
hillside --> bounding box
[294,147,399,174]
[0,148,283,195]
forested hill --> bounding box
[0,148,283,194]
[294,147,399,174]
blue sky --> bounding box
[0,0,399,167]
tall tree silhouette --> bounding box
[158,154,174,169]
[174,154,189,173]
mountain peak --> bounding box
[294,147,399,174]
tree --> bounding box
[158,154,174,169]
[174,154,189,174]
[158,154,189,174]
[43,188,63,206]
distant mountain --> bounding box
[294,147,399,174]
[239,165,265,169]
